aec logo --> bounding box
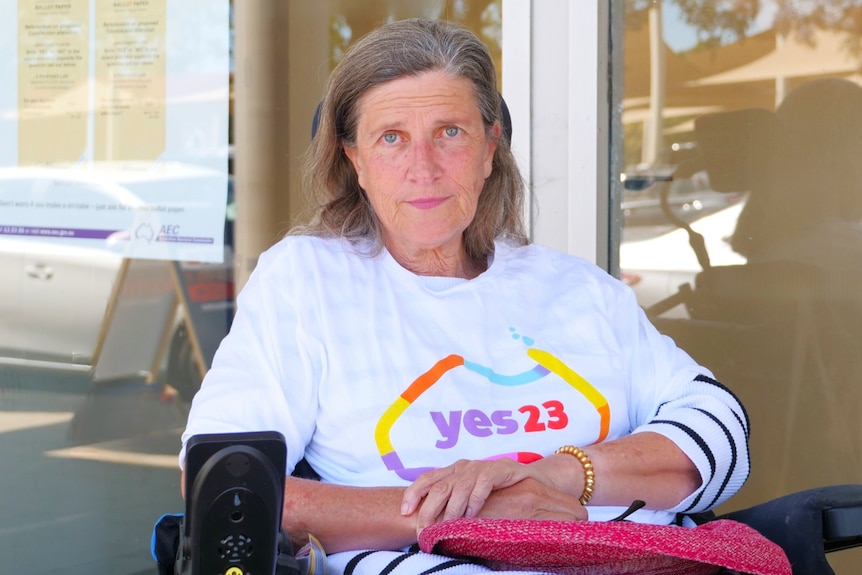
[160,224,181,237]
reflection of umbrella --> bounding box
[624,23,777,111]
[623,25,862,146]
[623,20,777,157]
[687,29,860,87]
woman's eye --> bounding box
[444,126,461,138]
[382,133,398,144]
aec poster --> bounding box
[0,0,230,263]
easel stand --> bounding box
[90,256,235,385]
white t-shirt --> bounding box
[182,236,749,526]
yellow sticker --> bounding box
[94,0,166,162]
[17,0,89,165]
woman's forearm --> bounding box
[548,431,701,510]
[182,469,418,553]
[281,476,417,553]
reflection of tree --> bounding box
[756,1,862,63]
[628,0,758,48]
[627,0,862,57]
[327,0,502,87]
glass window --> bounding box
[617,2,862,572]
[1,2,500,573]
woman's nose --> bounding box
[408,139,441,181]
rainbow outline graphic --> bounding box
[375,343,611,481]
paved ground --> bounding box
[1,364,186,575]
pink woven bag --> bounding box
[418,518,792,575]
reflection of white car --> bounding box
[0,164,229,368]
[622,187,742,228]
[0,232,122,366]
[620,200,747,317]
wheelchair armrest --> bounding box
[823,504,862,552]
[720,484,862,575]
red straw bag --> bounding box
[418,517,791,575]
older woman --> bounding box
[181,18,749,575]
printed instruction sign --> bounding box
[1,0,231,263]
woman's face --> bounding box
[343,70,497,262]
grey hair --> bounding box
[296,18,528,266]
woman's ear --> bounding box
[343,144,365,187]
[491,121,502,139]
[343,143,359,171]
[483,122,500,178]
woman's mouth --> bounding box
[408,197,448,210]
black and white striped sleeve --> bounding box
[610,278,751,515]
[634,372,751,514]
[582,268,752,514]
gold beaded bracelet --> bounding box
[555,445,595,505]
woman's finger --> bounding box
[406,459,528,526]
[478,477,589,522]
[401,463,460,516]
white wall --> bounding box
[502,0,610,269]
